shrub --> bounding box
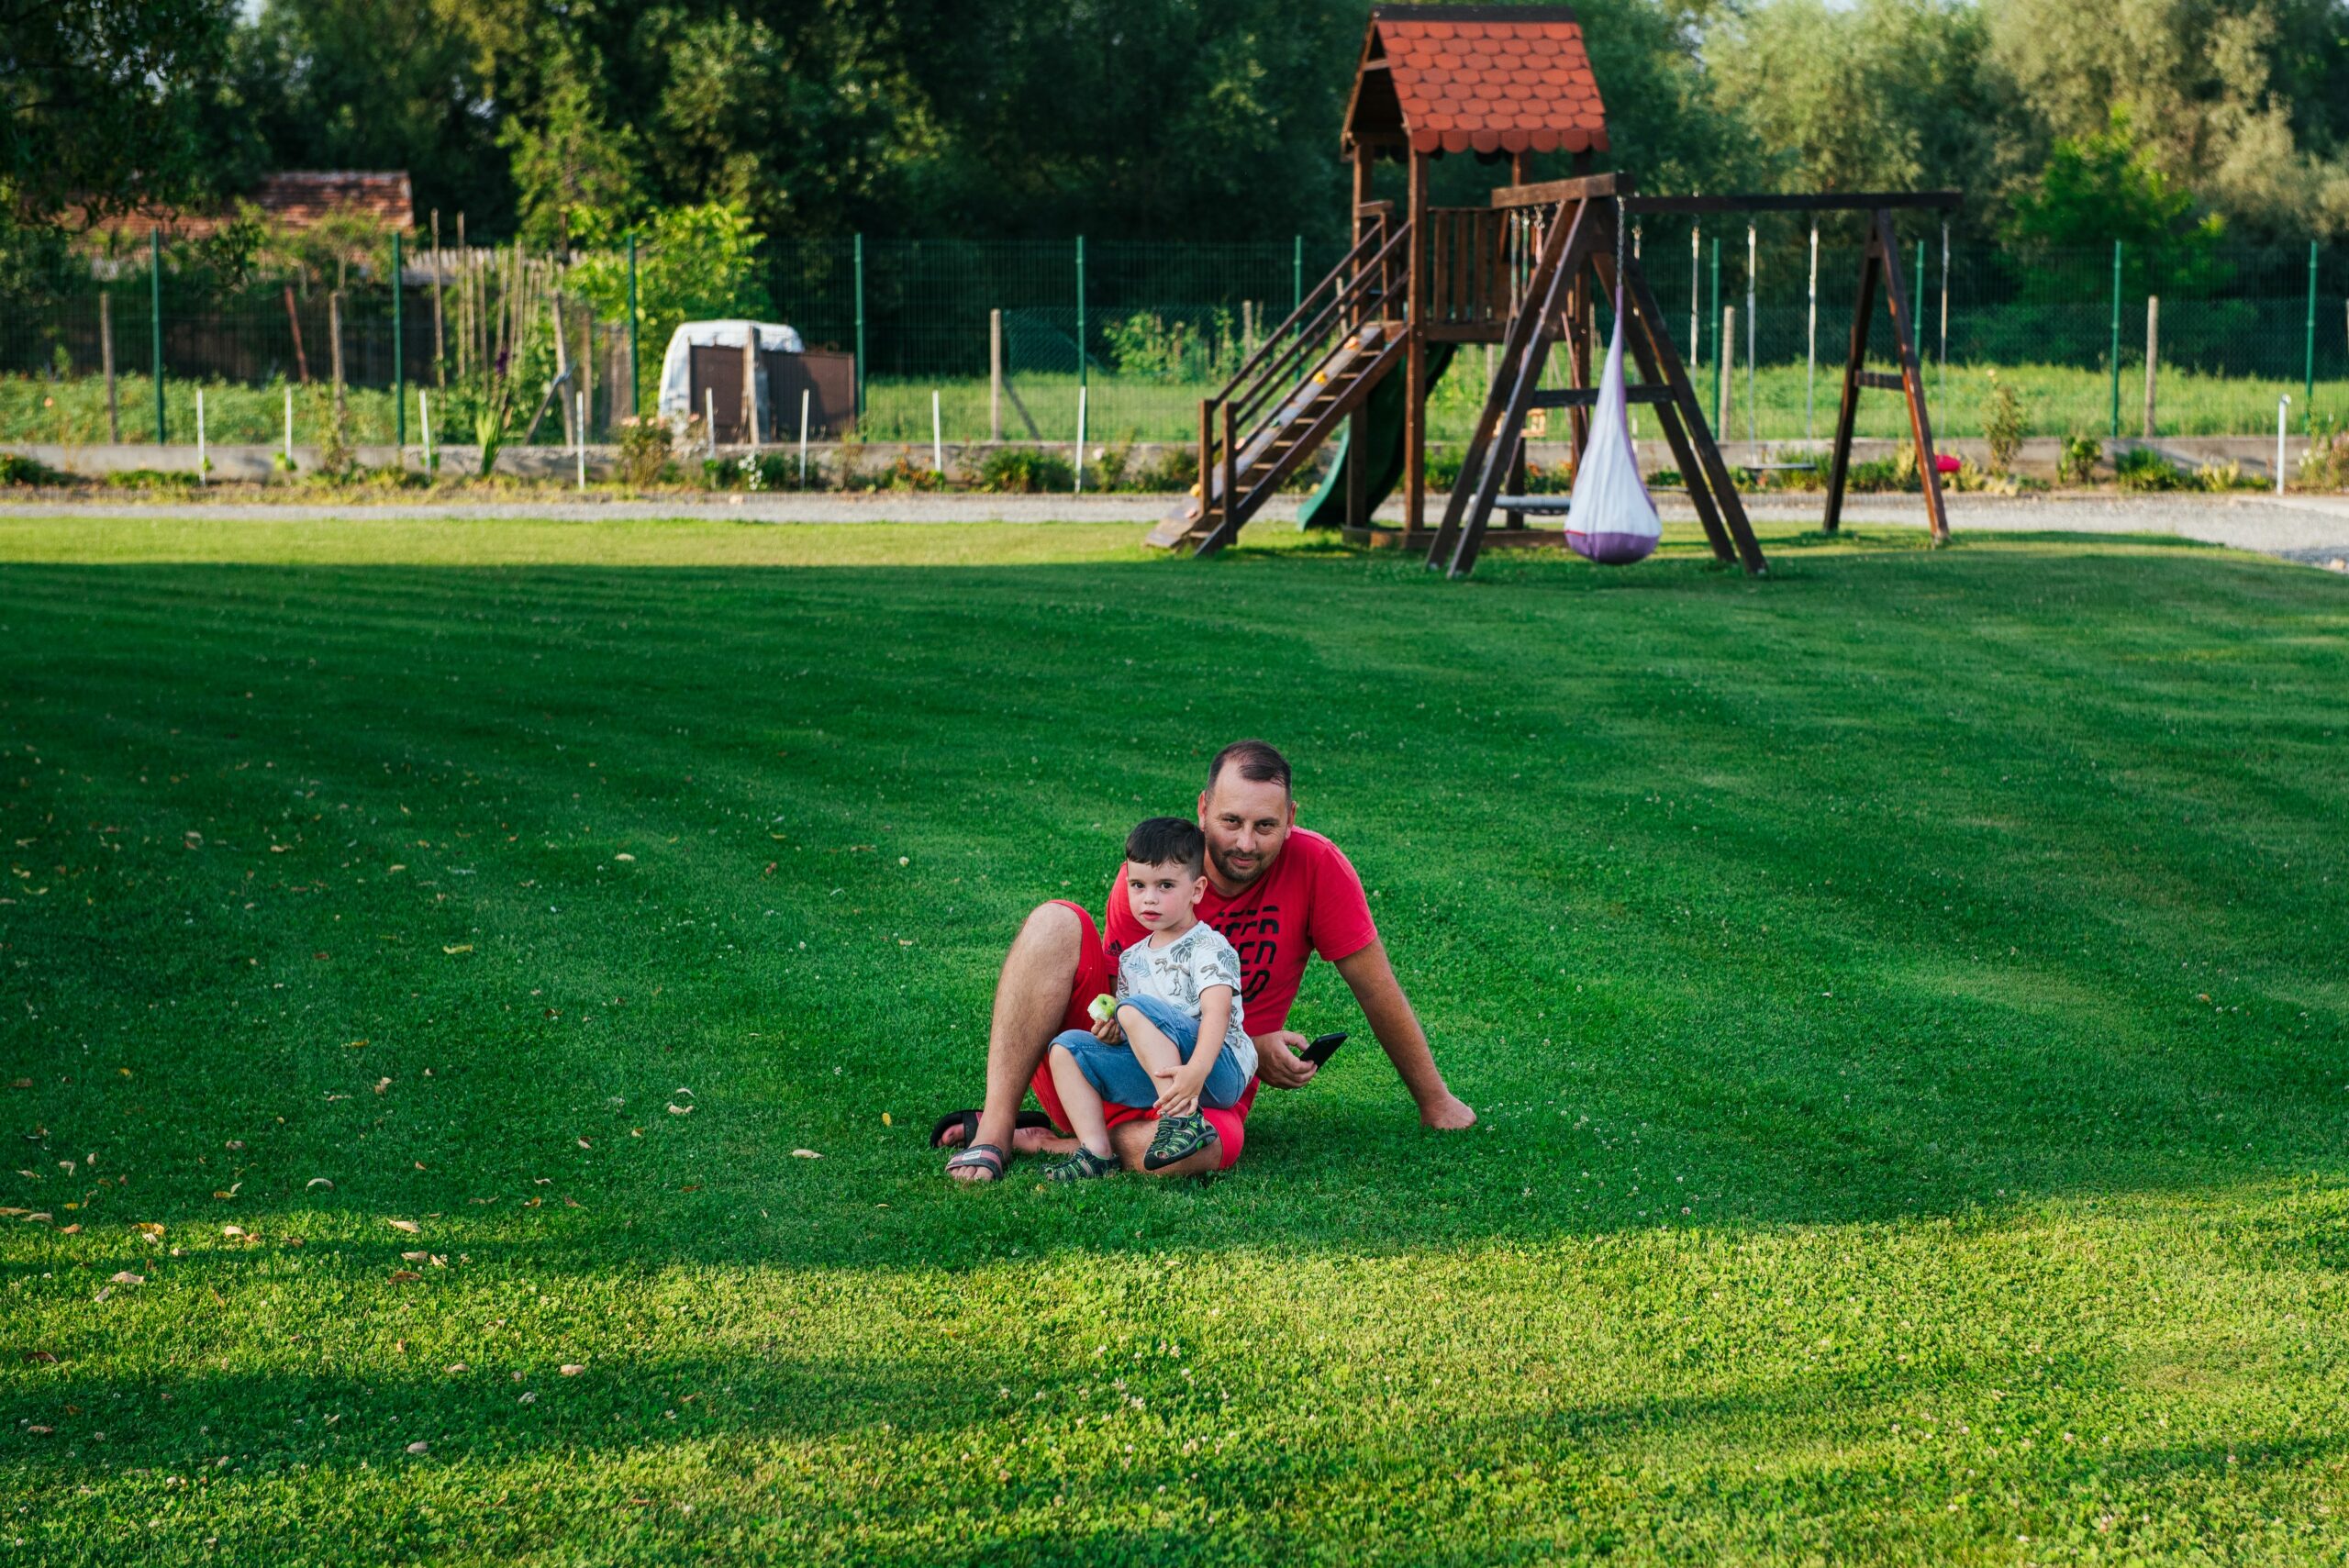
[1129,444,1197,494]
[1983,371,2027,472]
[2299,418,2349,491]
[615,416,672,488]
[2056,434,2101,486]
[2114,447,2187,492]
[977,446,1074,494]
[0,452,64,486]
[2197,459,2244,491]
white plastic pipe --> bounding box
[1806,224,1819,440]
[798,389,810,486]
[1745,225,1756,444]
[419,390,432,476]
[2277,395,2291,495]
[284,384,294,461]
[1073,385,1087,495]
[195,390,206,484]
[931,388,943,473]
[706,388,718,458]
[575,391,587,490]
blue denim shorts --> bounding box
[1049,992,1252,1110]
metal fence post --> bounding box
[1293,234,1302,323]
[393,230,406,449]
[853,233,866,417]
[150,228,164,443]
[626,232,640,418]
[2109,240,2122,439]
[1075,235,1087,397]
[1912,240,1924,367]
[2306,239,2319,427]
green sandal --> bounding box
[1041,1146,1120,1182]
[1143,1112,1217,1171]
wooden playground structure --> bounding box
[1145,4,1962,577]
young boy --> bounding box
[1041,817,1258,1180]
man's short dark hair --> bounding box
[1126,816,1206,872]
[1207,739,1292,796]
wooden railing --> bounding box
[1192,217,1414,535]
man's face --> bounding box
[1197,773,1295,890]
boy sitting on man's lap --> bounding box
[1043,817,1258,1179]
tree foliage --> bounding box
[0,0,238,228]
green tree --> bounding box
[566,200,770,402]
[0,0,237,228]
[2003,107,2228,292]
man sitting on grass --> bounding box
[939,739,1475,1181]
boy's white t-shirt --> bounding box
[1115,921,1258,1082]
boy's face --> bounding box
[1125,857,1206,932]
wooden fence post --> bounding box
[1719,305,1735,438]
[101,291,119,442]
[2143,295,2159,439]
[328,289,345,422]
[989,309,1004,441]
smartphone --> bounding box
[1299,1031,1347,1066]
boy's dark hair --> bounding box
[1125,816,1206,873]
[1208,738,1291,796]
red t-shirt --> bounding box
[1103,828,1379,1037]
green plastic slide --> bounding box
[1296,344,1454,528]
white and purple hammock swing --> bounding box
[1562,280,1662,566]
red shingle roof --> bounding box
[1350,6,1609,159]
[94,172,414,239]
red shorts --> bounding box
[1029,900,1253,1171]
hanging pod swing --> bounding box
[1563,281,1661,566]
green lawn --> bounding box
[2,515,2345,1565]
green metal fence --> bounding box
[1,232,2343,448]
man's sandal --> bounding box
[929,1108,1055,1150]
[1143,1112,1217,1171]
[1041,1147,1119,1182]
[943,1142,1008,1182]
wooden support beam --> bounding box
[1822,226,1879,535]
[1490,172,1631,210]
[1871,207,1951,544]
[1854,371,1906,392]
[1625,191,1963,216]
[1405,150,1429,541]
[1528,384,1672,409]
[1617,253,1767,575]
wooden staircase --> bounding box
[1146,321,1406,550]
[1145,218,1413,555]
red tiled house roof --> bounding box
[96,172,415,239]
[1344,6,1609,160]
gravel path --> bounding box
[5,491,2348,565]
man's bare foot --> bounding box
[1419,1092,1477,1130]
[938,1121,1065,1156]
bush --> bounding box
[977,446,1074,493]
[2197,459,2245,491]
[1983,371,2027,472]
[103,467,198,490]
[1129,444,1197,494]
[2299,418,2349,491]
[2056,434,2102,486]
[2114,447,2187,492]
[615,416,673,488]
[0,452,65,486]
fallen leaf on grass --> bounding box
[400,1251,429,1262]
[387,1218,420,1234]
[373,1078,392,1095]
[442,944,473,955]
[211,1184,239,1200]
[389,1270,422,1284]
[613,853,635,862]
[23,1212,51,1223]
[405,1440,429,1455]
[108,1271,144,1285]
[575,1138,590,1150]
[133,1222,164,1240]
[306,1177,333,1189]
[224,1140,244,1151]
[792,1150,822,1160]
[447,1362,469,1374]
[25,1350,58,1364]
[59,1224,78,1234]
[561,1363,585,1376]
[881,1112,892,1127]
[666,1104,694,1116]
[26,1425,51,1436]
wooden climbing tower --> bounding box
[1145,3,1960,578]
